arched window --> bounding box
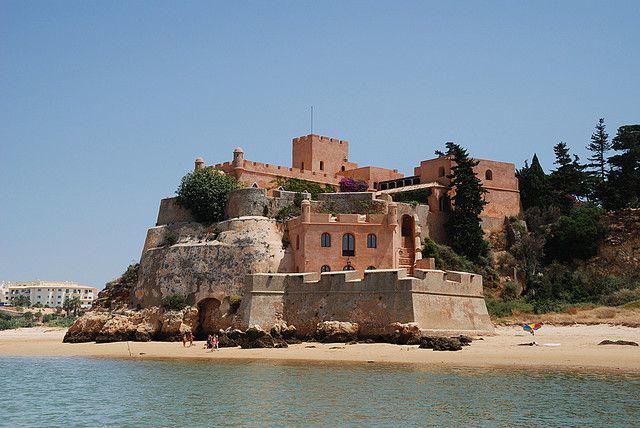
[301,162,305,170]
[321,233,331,247]
[438,166,446,177]
[296,235,300,250]
[320,161,324,171]
[342,233,355,256]
[366,266,376,271]
[343,264,356,271]
[367,233,377,248]
[341,166,346,171]
[321,265,331,273]
[485,169,493,180]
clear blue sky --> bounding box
[1,1,638,289]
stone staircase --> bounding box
[399,247,415,276]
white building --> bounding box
[1,281,98,309]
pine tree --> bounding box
[517,154,550,210]
[586,118,610,204]
[605,125,640,209]
[441,142,489,263]
[549,142,588,211]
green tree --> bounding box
[440,143,489,263]
[176,168,241,223]
[549,142,588,211]
[11,295,31,308]
[544,204,605,263]
[516,154,551,210]
[63,296,81,317]
[585,118,610,204]
[605,125,640,209]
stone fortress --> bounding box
[130,133,522,337]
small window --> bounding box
[320,161,324,171]
[485,170,493,180]
[321,265,331,273]
[301,162,305,170]
[321,233,331,247]
[438,166,446,177]
[296,235,300,250]
[367,234,377,248]
[341,166,346,172]
[343,264,356,271]
[342,234,355,257]
[366,266,376,271]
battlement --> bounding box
[241,267,492,336]
[246,268,482,295]
[292,134,348,145]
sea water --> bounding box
[1,357,638,427]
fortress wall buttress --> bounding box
[241,268,494,337]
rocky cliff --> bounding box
[589,208,640,280]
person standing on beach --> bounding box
[189,331,194,347]
[213,334,219,351]
[182,333,187,347]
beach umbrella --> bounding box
[523,323,542,336]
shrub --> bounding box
[176,168,241,223]
[391,188,431,205]
[600,288,640,307]
[46,316,76,328]
[275,204,301,222]
[485,296,534,318]
[339,177,368,192]
[161,294,187,311]
[228,295,242,314]
[502,281,519,300]
[275,177,335,199]
[163,234,177,247]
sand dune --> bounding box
[0,325,638,372]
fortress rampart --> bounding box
[240,268,494,337]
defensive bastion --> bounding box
[241,268,494,337]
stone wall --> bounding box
[133,217,293,314]
[156,197,195,225]
[239,268,494,337]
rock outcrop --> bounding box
[419,336,463,351]
[598,339,639,346]
[383,322,422,345]
[63,307,198,343]
[91,264,139,311]
[315,321,360,343]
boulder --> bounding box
[315,321,359,343]
[383,322,422,345]
[237,325,287,349]
[270,322,298,343]
[419,336,463,351]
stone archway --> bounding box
[197,298,223,338]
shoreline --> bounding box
[1,325,638,373]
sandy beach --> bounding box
[0,325,638,372]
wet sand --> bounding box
[0,325,638,372]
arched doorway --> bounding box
[400,215,416,275]
[197,298,223,339]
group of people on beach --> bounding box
[205,334,219,351]
[180,331,219,351]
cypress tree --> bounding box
[549,142,588,211]
[517,154,550,210]
[605,125,640,209]
[586,118,610,204]
[441,142,489,263]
